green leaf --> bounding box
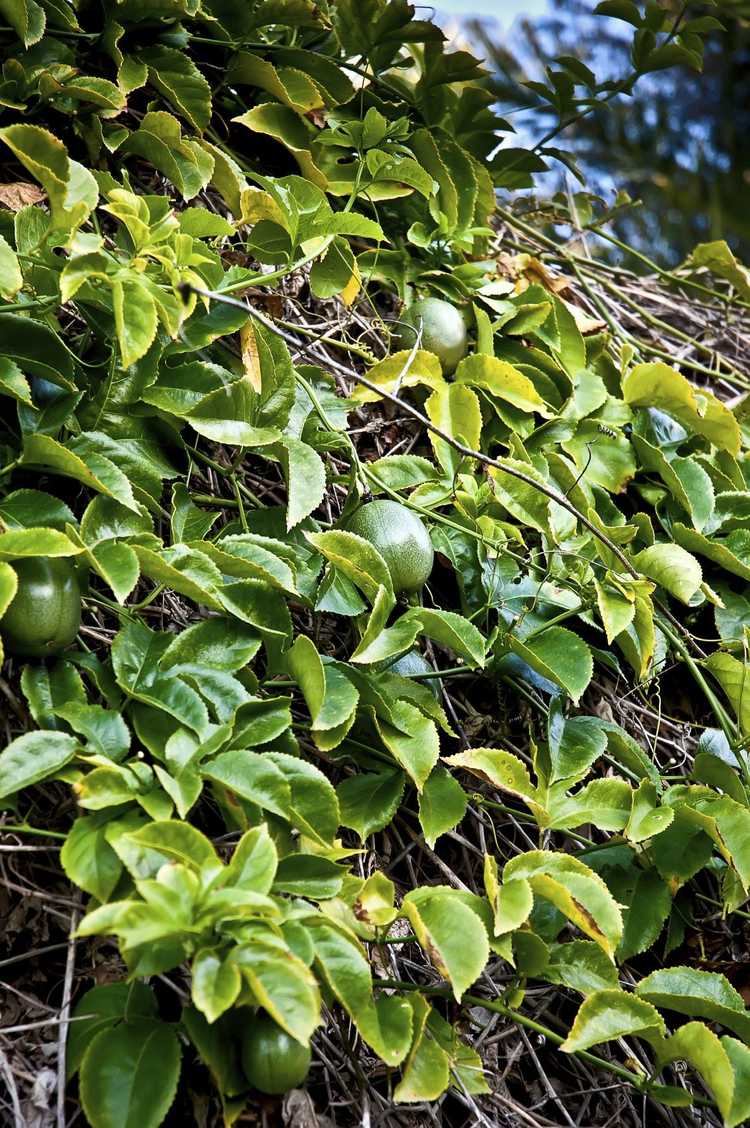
[393,994,450,1102]
[308,918,412,1065]
[454,353,552,415]
[127,820,221,877]
[264,750,340,846]
[403,607,486,668]
[0,233,22,297]
[0,526,82,560]
[489,459,552,533]
[723,1036,750,1128]
[228,51,324,113]
[505,850,623,956]
[21,434,139,513]
[276,436,326,530]
[705,652,750,736]
[288,637,358,746]
[594,577,635,644]
[0,0,45,45]
[549,713,608,784]
[689,240,750,302]
[425,382,482,478]
[233,104,325,187]
[0,125,96,233]
[0,312,74,384]
[561,989,665,1053]
[403,886,489,999]
[625,780,674,843]
[191,949,241,1024]
[637,967,750,1042]
[366,455,439,492]
[563,423,636,493]
[112,277,158,369]
[0,731,78,800]
[67,984,157,1078]
[0,560,18,619]
[306,529,394,605]
[80,1020,181,1128]
[138,46,212,132]
[633,543,702,603]
[545,941,619,995]
[112,620,210,734]
[354,350,442,404]
[219,580,292,640]
[508,627,593,704]
[202,750,292,821]
[273,854,345,899]
[617,868,672,960]
[623,362,740,454]
[337,769,405,839]
[418,765,467,848]
[653,1022,734,1124]
[90,542,140,604]
[61,816,122,902]
[485,866,533,936]
[547,777,633,832]
[374,699,439,791]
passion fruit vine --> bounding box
[241,1013,312,1095]
[1,557,81,658]
[391,296,468,375]
[346,500,434,595]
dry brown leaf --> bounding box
[0,182,46,211]
[561,297,607,335]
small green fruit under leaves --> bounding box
[347,500,434,594]
[1,557,81,658]
[392,297,469,375]
[241,1013,312,1095]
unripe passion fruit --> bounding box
[241,1013,311,1095]
[391,297,468,375]
[1,557,81,658]
[346,500,434,595]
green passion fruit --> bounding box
[392,297,468,375]
[1,557,81,658]
[241,1013,311,1095]
[346,500,434,595]
[386,649,441,698]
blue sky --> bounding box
[434,0,548,26]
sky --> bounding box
[433,0,548,27]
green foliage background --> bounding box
[1,1,750,1125]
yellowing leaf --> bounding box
[353,350,443,404]
[240,320,262,392]
[623,362,740,454]
[562,989,665,1053]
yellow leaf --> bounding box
[240,320,262,393]
[340,256,361,307]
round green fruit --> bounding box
[346,500,434,594]
[392,297,468,375]
[1,557,81,658]
[387,649,441,698]
[241,1014,311,1095]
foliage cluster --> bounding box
[2,1,750,1125]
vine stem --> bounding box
[372,977,663,1092]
